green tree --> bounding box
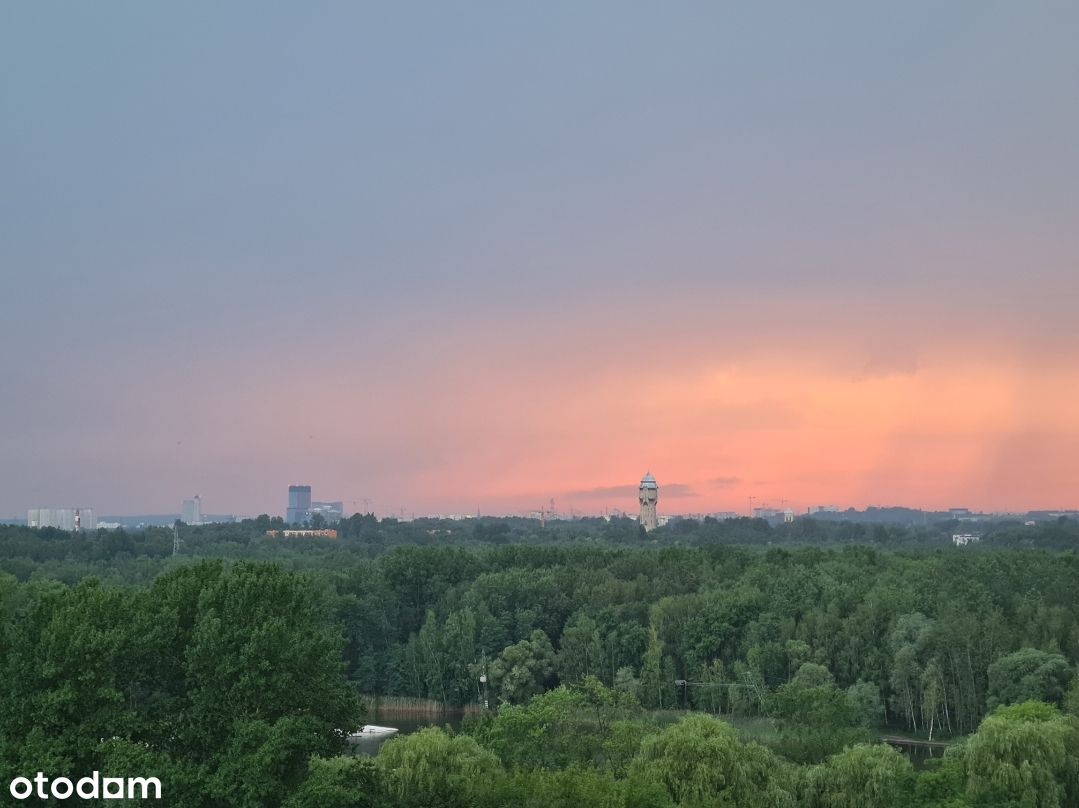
[376,727,502,808]
[911,751,968,808]
[805,744,916,808]
[181,563,362,755]
[558,613,606,685]
[614,666,640,701]
[889,613,935,732]
[491,768,626,808]
[489,630,557,704]
[963,701,1079,807]
[0,562,361,808]
[441,607,481,706]
[210,717,338,807]
[786,639,812,680]
[479,678,640,771]
[793,661,835,688]
[628,714,796,807]
[639,635,674,709]
[922,658,946,741]
[604,720,661,778]
[986,649,1073,711]
[769,678,867,763]
[1064,676,1079,717]
[846,680,885,728]
[690,659,729,714]
[283,756,381,808]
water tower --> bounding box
[639,472,658,531]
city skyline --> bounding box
[8,482,1078,524]
[2,4,1077,518]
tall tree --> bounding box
[986,648,1073,711]
[805,744,915,808]
[488,630,557,704]
[376,727,502,808]
[628,715,796,807]
[963,701,1079,808]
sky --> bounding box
[1,2,1077,518]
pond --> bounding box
[349,712,467,757]
[350,710,952,771]
[881,737,950,770]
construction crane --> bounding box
[349,499,373,517]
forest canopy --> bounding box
[1,520,1078,806]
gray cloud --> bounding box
[857,346,920,380]
[565,485,637,500]
[663,483,697,499]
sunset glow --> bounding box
[2,3,1077,517]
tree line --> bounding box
[2,513,1077,579]
[327,543,1079,739]
[2,559,1078,806]
[3,523,1079,804]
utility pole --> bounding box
[478,650,490,709]
[675,679,689,709]
[741,671,767,715]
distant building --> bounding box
[949,508,975,521]
[639,472,658,532]
[310,501,343,524]
[667,512,741,523]
[266,529,338,539]
[952,533,980,546]
[752,507,796,525]
[287,485,312,524]
[27,508,96,532]
[808,505,839,514]
[181,495,203,525]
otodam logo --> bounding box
[8,772,162,801]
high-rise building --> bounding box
[310,501,343,524]
[181,495,203,525]
[27,508,97,531]
[639,472,658,532]
[287,485,312,524]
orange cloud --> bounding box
[398,353,1078,515]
